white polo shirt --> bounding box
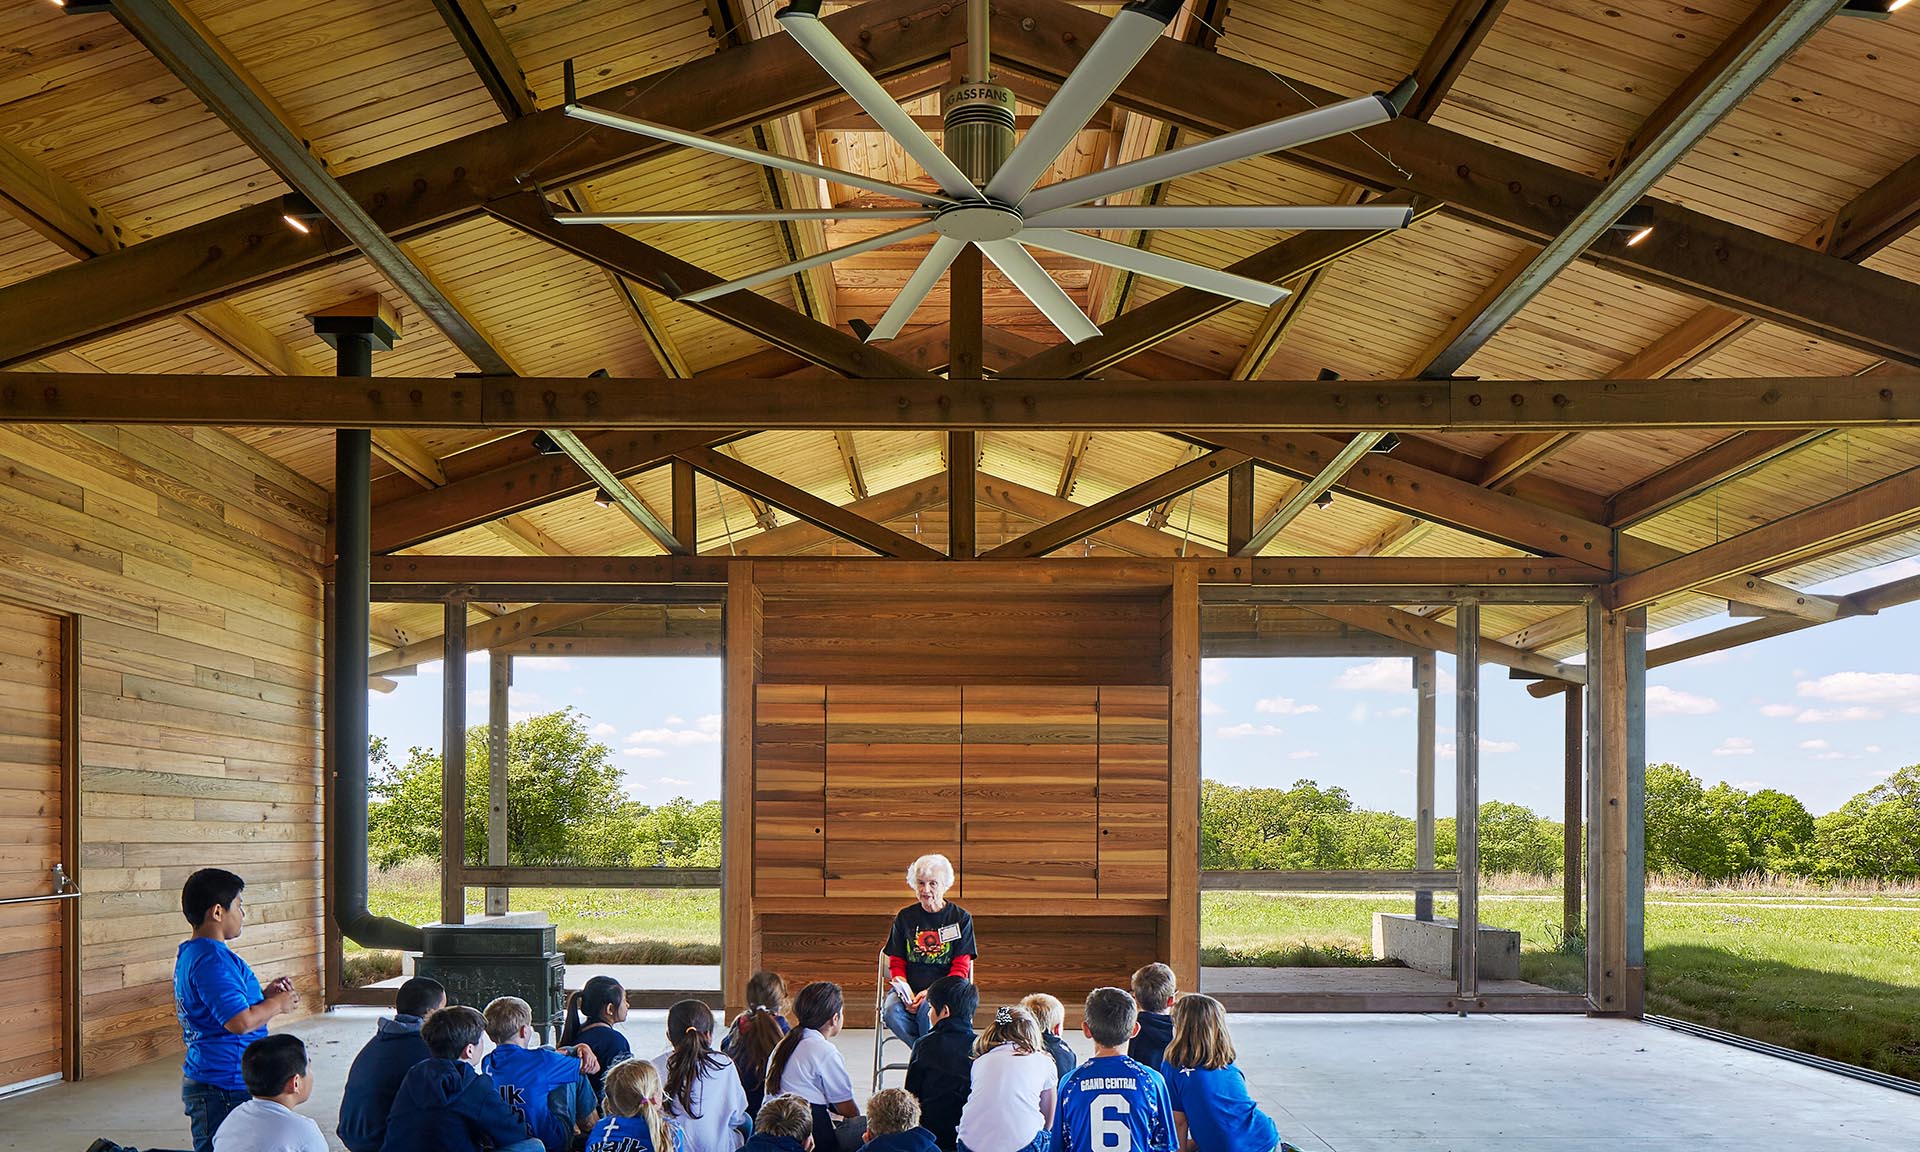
[651,1048,751,1152]
[211,1098,330,1152]
[770,1028,855,1106]
[955,1043,1057,1152]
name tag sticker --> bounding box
[939,923,962,943]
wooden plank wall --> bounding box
[0,601,68,1089]
[0,425,328,1077]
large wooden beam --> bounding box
[0,0,963,367]
[678,447,944,560]
[717,476,948,556]
[986,450,1246,559]
[369,603,619,676]
[374,429,737,553]
[1303,604,1585,683]
[1610,467,1920,611]
[992,0,1920,367]
[1604,429,1824,527]
[15,373,1920,431]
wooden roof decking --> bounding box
[0,0,1917,665]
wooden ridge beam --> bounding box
[991,0,1920,368]
[986,450,1246,559]
[1610,467,1920,611]
[374,429,738,553]
[371,555,729,585]
[1004,193,1434,380]
[0,0,962,367]
[12,373,1920,431]
[489,194,927,380]
[678,446,943,559]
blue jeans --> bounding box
[959,1133,1051,1152]
[882,990,933,1045]
[181,1078,250,1152]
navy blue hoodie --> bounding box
[1128,1011,1174,1074]
[904,1016,976,1151]
[740,1135,809,1152]
[863,1127,942,1152]
[381,1057,541,1152]
[338,1014,431,1152]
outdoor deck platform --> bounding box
[1200,965,1579,1012]
[7,1009,1914,1151]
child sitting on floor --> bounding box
[1161,994,1283,1152]
[764,983,863,1152]
[482,995,600,1152]
[742,1095,814,1152]
[1052,988,1174,1152]
[652,998,750,1152]
[1019,994,1076,1083]
[563,975,634,1102]
[1127,964,1177,1073]
[382,1005,545,1152]
[955,1006,1055,1152]
[211,1034,327,1152]
[586,1058,687,1152]
[903,976,977,1152]
[338,977,445,1152]
[861,1088,938,1151]
[725,971,791,1117]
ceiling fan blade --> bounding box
[867,236,967,342]
[555,208,938,225]
[564,104,953,208]
[982,0,1184,206]
[1020,230,1289,307]
[1021,204,1418,231]
[976,239,1101,343]
[1018,86,1410,218]
[777,5,984,201]
[677,221,938,303]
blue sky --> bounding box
[370,554,1919,818]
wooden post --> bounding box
[721,565,761,1014]
[486,652,510,916]
[949,431,977,560]
[441,600,468,925]
[1624,607,1647,1016]
[1586,603,1634,1013]
[1563,682,1583,938]
[949,243,983,559]
[1226,462,1254,556]
[672,457,697,553]
[1453,600,1480,1002]
[1413,651,1437,922]
[1165,564,1202,992]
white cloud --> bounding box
[1288,749,1320,760]
[1799,739,1829,750]
[1201,666,1230,687]
[1382,706,1412,719]
[1867,744,1883,754]
[1759,703,1797,718]
[592,722,618,738]
[1797,672,1920,712]
[1794,706,1884,724]
[1646,686,1719,717]
[626,714,723,747]
[663,714,685,726]
[1712,737,1755,757]
[659,776,694,788]
[1201,699,1227,716]
[622,747,666,759]
[1332,659,1411,692]
[1255,696,1320,716]
[1216,723,1285,739]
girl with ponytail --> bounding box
[649,999,749,1152]
[562,974,632,1100]
[764,982,862,1151]
[586,1057,684,1152]
[723,971,789,1115]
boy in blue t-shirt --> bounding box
[1053,987,1176,1152]
[174,868,300,1152]
[481,995,600,1152]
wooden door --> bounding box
[825,686,961,899]
[754,685,825,897]
[962,686,1098,897]
[0,602,71,1090]
[1098,686,1171,898]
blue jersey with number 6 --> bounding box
[1053,1053,1176,1152]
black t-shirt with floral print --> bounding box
[885,901,977,993]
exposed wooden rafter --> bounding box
[678,447,943,559]
[987,449,1245,559]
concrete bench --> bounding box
[1372,912,1521,981]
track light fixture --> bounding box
[1370,433,1401,454]
[1841,0,1908,17]
[1313,491,1335,510]
[53,0,117,13]
[531,431,564,456]
[1610,204,1656,247]
[280,193,324,235]
[593,487,616,508]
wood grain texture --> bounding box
[0,601,66,1089]
[824,686,961,900]
[962,688,1098,899]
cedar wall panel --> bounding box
[0,601,66,1089]
[0,425,327,1078]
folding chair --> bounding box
[872,949,913,1093]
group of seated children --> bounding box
[169,950,1280,1152]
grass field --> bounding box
[351,864,1920,1079]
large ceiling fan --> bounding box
[556,0,1417,343]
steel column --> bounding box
[1414,651,1437,922]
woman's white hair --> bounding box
[906,853,955,890]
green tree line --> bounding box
[368,709,1919,881]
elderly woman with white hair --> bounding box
[882,852,977,1044]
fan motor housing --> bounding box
[942,82,1017,187]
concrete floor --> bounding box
[5,1008,1916,1151]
